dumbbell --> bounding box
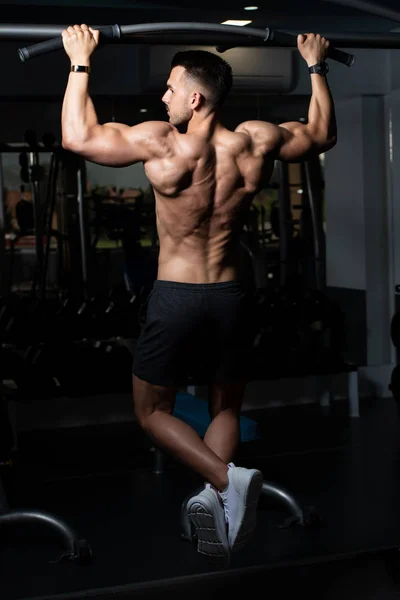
[54,294,98,342]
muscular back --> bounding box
[144,125,274,283]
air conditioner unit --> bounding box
[143,45,296,93]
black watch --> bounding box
[308,61,329,76]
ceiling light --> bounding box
[221,20,252,26]
[140,108,148,113]
[244,5,258,9]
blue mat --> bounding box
[174,392,260,442]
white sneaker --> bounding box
[187,485,230,560]
[220,463,263,552]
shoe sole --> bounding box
[230,469,263,552]
[187,492,230,560]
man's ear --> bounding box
[191,91,204,110]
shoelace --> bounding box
[219,492,229,525]
[223,503,229,525]
[207,483,230,526]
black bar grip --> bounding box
[328,46,355,66]
[18,24,121,62]
[269,30,355,66]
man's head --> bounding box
[162,50,233,126]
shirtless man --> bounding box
[61,25,336,560]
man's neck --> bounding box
[186,110,222,137]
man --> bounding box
[61,25,336,561]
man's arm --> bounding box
[61,24,171,166]
[236,33,337,163]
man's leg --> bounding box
[201,379,262,552]
[133,374,229,491]
[203,380,247,463]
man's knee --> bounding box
[132,374,175,430]
[209,402,241,421]
[208,380,246,419]
[133,401,152,431]
[134,398,172,432]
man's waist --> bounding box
[153,279,242,291]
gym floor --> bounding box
[2,395,400,600]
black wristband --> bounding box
[308,61,329,76]
[70,65,91,74]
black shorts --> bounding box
[132,280,253,386]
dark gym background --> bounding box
[1,1,400,599]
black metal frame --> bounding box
[303,156,326,290]
[0,154,6,296]
[0,145,90,301]
[276,161,292,288]
[1,145,61,299]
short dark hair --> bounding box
[171,50,233,108]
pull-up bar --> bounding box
[9,22,355,67]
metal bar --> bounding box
[100,31,400,48]
[348,370,360,417]
[0,24,111,40]
[84,32,400,49]
[10,22,353,66]
[304,157,326,290]
[0,22,397,48]
[40,152,59,300]
[0,154,6,296]
[299,162,318,288]
[277,161,291,288]
[76,163,90,300]
[305,32,400,48]
[1,22,271,41]
[28,149,44,300]
[0,509,78,556]
[261,481,305,525]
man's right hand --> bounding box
[297,33,329,68]
[62,24,99,64]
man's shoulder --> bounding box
[234,120,282,156]
[235,120,278,136]
[131,120,175,138]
